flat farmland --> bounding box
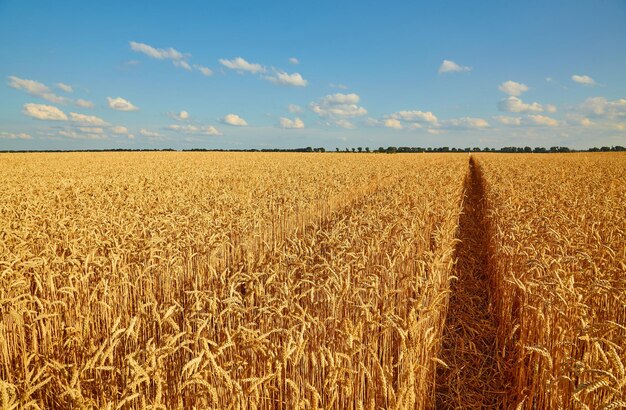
[0,152,624,409]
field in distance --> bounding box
[0,152,624,409]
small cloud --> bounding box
[287,104,303,113]
[565,114,593,127]
[493,115,522,126]
[168,110,189,121]
[289,57,299,65]
[384,118,403,129]
[279,117,304,129]
[222,113,248,126]
[442,117,489,129]
[389,110,439,125]
[139,128,165,139]
[0,131,32,140]
[59,129,107,140]
[310,93,367,118]
[526,114,559,127]
[69,112,108,126]
[546,104,557,113]
[22,103,68,121]
[111,126,128,134]
[438,59,471,74]
[75,99,94,108]
[219,57,265,74]
[498,96,544,113]
[580,97,626,118]
[329,83,348,90]
[130,41,188,61]
[173,60,192,71]
[8,76,66,104]
[571,74,595,86]
[107,97,139,111]
[265,71,308,87]
[56,83,73,93]
[167,124,222,136]
[194,65,213,76]
[334,119,354,129]
[498,80,528,96]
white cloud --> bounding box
[8,76,66,103]
[438,60,471,74]
[310,93,367,118]
[0,131,32,140]
[288,104,303,113]
[526,115,559,127]
[498,96,544,113]
[581,97,626,118]
[222,113,248,126]
[443,117,490,129]
[219,57,265,74]
[107,97,139,111]
[194,65,213,76]
[22,103,68,121]
[59,129,106,140]
[289,57,299,65]
[390,110,439,125]
[169,110,189,121]
[546,104,557,113]
[111,126,128,134]
[279,117,304,129]
[565,115,593,127]
[571,74,595,86]
[56,83,73,93]
[265,71,308,87]
[167,124,222,136]
[493,115,522,126]
[69,112,108,126]
[173,60,192,71]
[139,128,165,138]
[498,80,528,96]
[75,99,94,108]
[334,119,355,129]
[384,118,403,129]
[130,41,186,60]
[77,127,104,134]
[329,83,348,90]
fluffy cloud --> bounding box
[438,60,471,74]
[59,129,106,140]
[8,76,66,104]
[167,124,222,136]
[75,99,94,108]
[565,115,593,127]
[571,74,595,86]
[56,83,73,93]
[69,112,108,126]
[219,57,265,74]
[107,97,139,111]
[289,57,299,65]
[130,41,186,60]
[498,96,544,113]
[279,117,304,129]
[173,60,192,71]
[22,103,68,120]
[265,71,308,87]
[389,110,439,125]
[334,119,355,129]
[288,104,303,113]
[310,93,367,119]
[222,113,248,126]
[111,126,128,134]
[139,128,165,138]
[498,80,528,96]
[581,97,626,118]
[169,110,189,121]
[194,65,213,76]
[526,115,559,127]
[0,132,32,140]
[493,116,522,126]
[384,118,403,129]
[442,117,490,129]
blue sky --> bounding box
[1,0,625,150]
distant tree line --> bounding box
[1,146,624,154]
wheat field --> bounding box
[0,152,624,409]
